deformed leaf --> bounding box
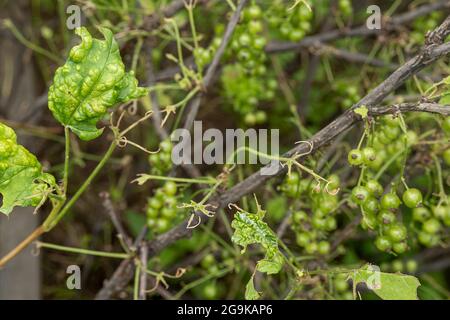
[48,27,148,141]
[0,123,56,215]
[245,274,261,300]
[231,199,284,276]
[349,264,421,300]
[257,250,284,275]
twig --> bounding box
[100,192,132,248]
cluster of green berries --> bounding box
[351,178,425,254]
[221,3,276,126]
[267,0,313,42]
[282,173,340,255]
[146,181,179,234]
[348,115,417,172]
[148,139,172,175]
[381,259,418,274]
[221,64,272,126]
[413,205,449,247]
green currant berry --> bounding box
[363,196,380,213]
[312,216,327,230]
[402,188,423,208]
[406,260,418,274]
[362,147,377,164]
[348,149,363,166]
[431,206,447,220]
[161,207,177,219]
[392,242,408,254]
[422,218,441,234]
[146,207,158,219]
[334,277,349,292]
[155,218,171,233]
[375,236,392,252]
[305,242,318,254]
[351,186,370,205]
[160,140,172,152]
[381,193,401,210]
[391,259,404,272]
[252,36,267,50]
[366,180,383,197]
[412,207,431,222]
[201,282,219,300]
[244,112,257,126]
[163,181,177,196]
[293,210,308,224]
[255,110,267,124]
[386,223,407,242]
[296,233,310,247]
[320,197,337,213]
[148,197,163,209]
[289,29,305,42]
[325,216,337,231]
[247,5,262,19]
[248,20,263,34]
[418,231,439,247]
[318,241,330,255]
[378,210,396,225]
[201,253,215,269]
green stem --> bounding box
[432,154,449,205]
[374,148,404,181]
[63,127,70,194]
[36,241,130,259]
[44,140,117,230]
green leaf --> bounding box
[257,250,284,274]
[0,123,56,215]
[354,105,368,119]
[48,27,148,141]
[245,274,261,300]
[231,198,284,275]
[349,264,421,300]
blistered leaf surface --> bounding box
[0,123,56,215]
[48,27,148,140]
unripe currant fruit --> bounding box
[402,188,423,208]
[362,147,377,164]
[386,224,407,242]
[351,186,370,205]
[381,193,402,210]
[375,236,392,252]
[378,210,396,225]
[412,207,431,222]
[422,218,441,234]
[393,241,408,254]
[348,149,363,166]
[366,180,383,197]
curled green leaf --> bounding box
[0,123,56,215]
[48,27,148,141]
[231,200,284,276]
